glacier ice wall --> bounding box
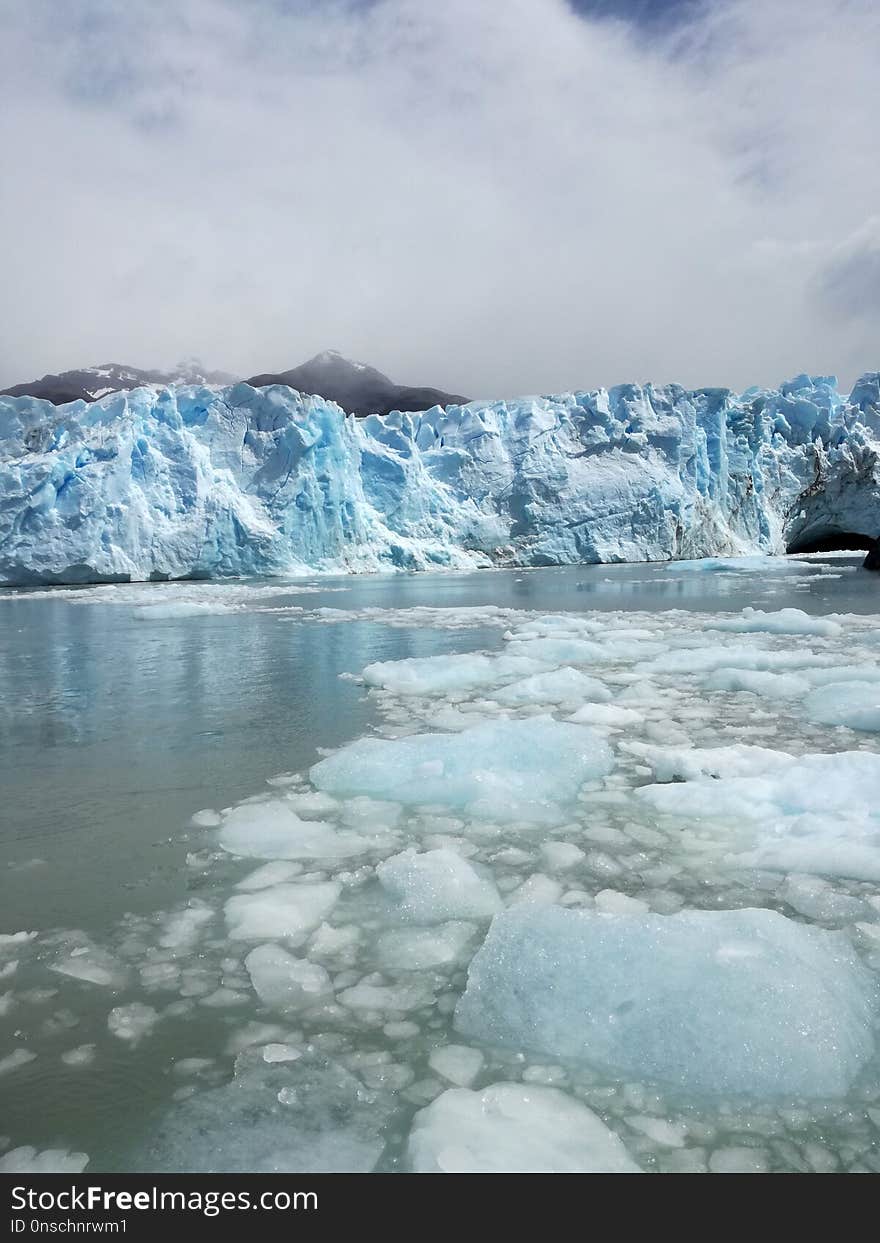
[1,373,879,585]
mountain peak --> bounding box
[245,351,467,418]
[1,351,468,417]
[1,360,237,405]
[300,350,381,377]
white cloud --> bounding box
[0,0,877,395]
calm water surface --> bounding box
[0,556,876,1171]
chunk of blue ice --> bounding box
[454,906,877,1100]
[310,716,612,823]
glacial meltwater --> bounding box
[1,556,879,1174]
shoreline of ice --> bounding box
[2,371,879,586]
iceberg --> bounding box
[805,682,880,732]
[454,906,877,1100]
[407,1083,640,1173]
[376,848,503,923]
[636,747,880,880]
[244,943,332,1011]
[310,716,613,824]
[224,881,341,942]
[2,372,879,584]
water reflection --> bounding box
[0,555,871,931]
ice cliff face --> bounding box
[1,373,879,585]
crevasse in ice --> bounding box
[1,372,879,584]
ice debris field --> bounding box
[1,370,879,585]
[3,596,880,1174]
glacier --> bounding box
[1,372,879,584]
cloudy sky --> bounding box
[1,0,878,397]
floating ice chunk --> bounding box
[61,1044,97,1067]
[225,1022,288,1055]
[507,874,564,907]
[804,664,880,687]
[713,608,842,637]
[362,651,543,696]
[376,922,477,970]
[202,987,256,1009]
[107,1003,159,1045]
[747,836,880,883]
[224,882,341,942]
[133,602,223,620]
[568,703,644,729]
[455,906,876,1099]
[20,987,55,1004]
[219,801,373,861]
[235,861,304,891]
[628,742,791,784]
[510,614,604,639]
[50,947,128,989]
[309,922,361,959]
[427,1045,484,1087]
[140,961,181,991]
[594,890,650,915]
[494,667,611,708]
[806,683,880,732]
[338,796,402,832]
[284,790,340,815]
[0,932,37,948]
[778,875,866,923]
[504,637,606,666]
[384,1020,420,1039]
[262,1043,302,1064]
[639,646,835,676]
[0,1146,89,1173]
[0,1049,36,1076]
[672,557,811,573]
[245,944,332,1011]
[540,842,585,870]
[638,750,880,880]
[159,902,214,950]
[145,1052,395,1172]
[190,809,222,828]
[338,977,435,1013]
[377,849,502,923]
[407,1084,640,1173]
[626,1115,687,1148]
[311,717,613,824]
[709,1147,769,1173]
[705,669,811,699]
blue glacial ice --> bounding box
[376,848,503,923]
[2,371,879,584]
[454,905,877,1100]
[310,716,613,825]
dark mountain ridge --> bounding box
[2,351,469,417]
[1,360,238,406]
[245,350,469,417]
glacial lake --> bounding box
[1,555,879,1174]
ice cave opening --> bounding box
[786,530,875,555]
[786,528,880,570]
